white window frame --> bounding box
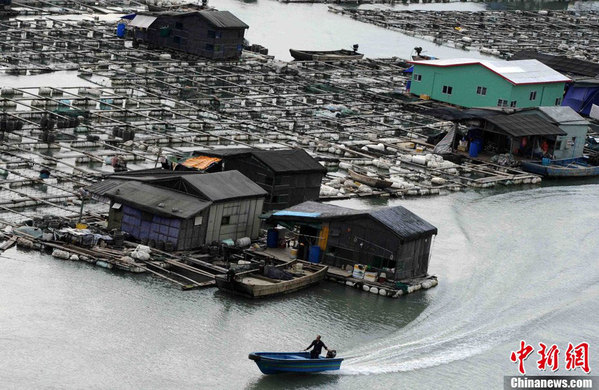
[442,85,453,95]
[476,86,487,96]
[413,74,422,82]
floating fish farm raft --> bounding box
[0,10,551,295]
[331,8,599,61]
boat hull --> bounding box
[290,49,363,61]
[521,158,599,178]
[249,352,343,374]
[215,262,328,298]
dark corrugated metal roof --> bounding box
[482,113,566,137]
[252,149,327,174]
[510,50,599,78]
[194,148,253,158]
[369,206,438,241]
[183,170,266,202]
[269,201,438,241]
[104,181,211,219]
[87,179,125,196]
[198,10,248,29]
[142,10,248,29]
[195,148,327,174]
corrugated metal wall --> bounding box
[204,198,263,243]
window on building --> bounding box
[215,31,222,39]
[510,100,517,107]
[413,74,422,82]
[194,216,203,226]
[442,85,453,95]
[205,43,214,51]
[221,216,230,225]
[529,91,537,100]
[175,22,183,29]
[555,97,562,105]
[237,44,243,51]
[476,86,487,96]
[207,30,216,39]
[497,99,508,107]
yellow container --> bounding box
[289,248,298,259]
[76,223,87,229]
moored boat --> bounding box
[348,169,393,188]
[248,352,344,374]
[520,157,599,178]
[215,259,328,298]
[290,47,363,61]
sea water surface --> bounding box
[1,183,598,389]
[1,2,599,388]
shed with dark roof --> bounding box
[129,10,248,60]
[90,170,266,250]
[185,149,326,211]
[266,201,438,280]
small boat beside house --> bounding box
[520,157,599,178]
[248,352,343,374]
[290,45,363,61]
[215,259,328,298]
[348,169,393,188]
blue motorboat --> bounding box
[248,352,343,374]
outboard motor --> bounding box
[352,44,359,53]
[326,350,337,358]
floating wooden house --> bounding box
[266,201,438,280]
[175,149,327,211]
[128,10,249,60]
[409,58,570,109]
[88,170,266,250]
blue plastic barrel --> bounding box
[116,23,126,38]
[406,80,412,91]
[542,157,551,166]
[469,139,481,157]
[308,245,321,263]
[266,229,279,248]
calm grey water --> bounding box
[1,183,598,389]
[2,2,599,388]
[214,0,599,60]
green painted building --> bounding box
[409,58,570,109]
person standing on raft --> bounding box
[305,335,328,359]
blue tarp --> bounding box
[121,13,136,20]
[272,211,321,218]
[403,66,414,73]
[562,84,599,116]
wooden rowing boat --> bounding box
[348,169,393,188]
[215,259,328,298]
[289,49,364,61]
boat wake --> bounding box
[335,186,599,376]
